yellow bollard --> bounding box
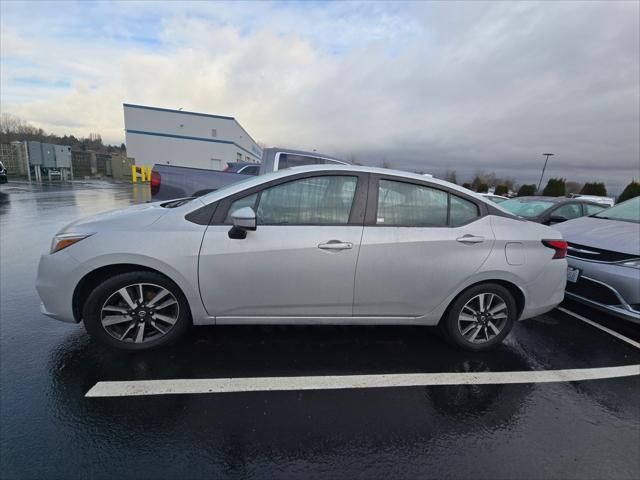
[131,165,137,183]
[140,166,146,183]
[147,166,152,181]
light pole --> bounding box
[537,153,554,194]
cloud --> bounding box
[1,1,638,191]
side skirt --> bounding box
[210,315,438,326]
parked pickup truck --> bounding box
[150,147,347,200]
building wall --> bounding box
[123,104,262,170]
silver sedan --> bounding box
[36,165,568,351]
[555,197,640,323]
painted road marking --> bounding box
[557,307,640,350]
[86,364,640,398]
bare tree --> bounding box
[0,113,45,143]
[444,169,457,184]
[0,112,119,153]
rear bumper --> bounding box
[519,259,567,320]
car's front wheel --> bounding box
[441,283,517,351]
[83,271,191,351]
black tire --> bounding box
[83,271,191,351]
[441,283,517,352]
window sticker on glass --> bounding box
[377,217,385,223]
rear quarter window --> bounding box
[450,195,480,226]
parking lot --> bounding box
[1,181,639,479]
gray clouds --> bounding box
[1,1,638,191]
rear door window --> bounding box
[376,180,448,226]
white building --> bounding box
[123,103,262,170]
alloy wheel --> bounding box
[100,283,179,343]
[457,292,509,344]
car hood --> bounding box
[59,201,169,233]
[554,216,640,255]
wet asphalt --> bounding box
[0,181,639,480]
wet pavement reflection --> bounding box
[1,181,639,479]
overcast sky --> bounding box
[1,1,638,191]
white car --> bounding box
[36,165,568,351]
[569,195,615,207]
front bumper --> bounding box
[566,256,640,324]
[35,250,81,323]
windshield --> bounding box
[593,197,640,223]
[499,198,555,218]
[197,169,286,203]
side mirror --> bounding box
[548,215,568,224]
[229,207,256,239]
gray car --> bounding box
[36,165,568,351]
[499,196,606,225]
[555,197,640,323]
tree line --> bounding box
[0,113,125,153]
[441,168,639,203]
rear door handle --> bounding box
[456,234,485,244]
[318,240,353,251]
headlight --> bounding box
[620,259,640,270]
[50,233,92,254]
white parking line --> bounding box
[85,364,640,398]
[557,307,640,350]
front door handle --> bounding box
[456,234,485,244]
[318,240,353,251]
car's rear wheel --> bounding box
[442,283,516,351]
[83,271,191,351]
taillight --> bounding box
[542,239,568,259]
[150,171,161,196]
